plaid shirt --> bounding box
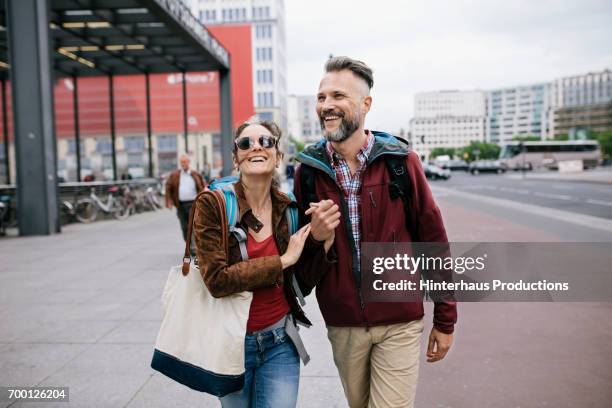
[325,131,375,263]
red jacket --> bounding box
[294,132,457,333]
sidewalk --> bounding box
[1,199,611,407]
[505,167,612,184]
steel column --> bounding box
[220,69,233,176]
[108,74,117,180]
[72,75,82,182]
[182,71,188,153]
[1,78,10,184]
[6,0,59,235]
[145,72,153,177]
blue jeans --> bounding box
[220,327,300,408]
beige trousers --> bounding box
[327,319,425,408]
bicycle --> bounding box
[77,186,131,223]
[0,194,18,236]
[60,194,97,225]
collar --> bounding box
[233,180,292,233]
[325,130,375,166]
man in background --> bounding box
[165,154,206,249]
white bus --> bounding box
[499,140,601,170]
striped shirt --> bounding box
[325,131,375,263]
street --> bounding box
[1,173,611,407]
[430,170,612,220]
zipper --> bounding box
[298,150,369,326]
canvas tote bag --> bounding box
[151,190,253,397]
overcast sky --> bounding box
[285,0,612,133]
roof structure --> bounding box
[0,0,230,77]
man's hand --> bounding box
[426,328,453,363]
[304,199,341,242]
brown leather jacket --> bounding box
[193,181,335,326]
[165,169,206,208]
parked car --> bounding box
[441,159,469,171]
[469,160,507,175]
[424,164,451,180]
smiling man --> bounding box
[293,56,457,408]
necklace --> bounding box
[251,197,271,221]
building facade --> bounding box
[551,69,612,137]
[409,90,486,161]
[485,83,552,144]
[193,0,288,131]
[287,94,322,146]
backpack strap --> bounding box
[220,183,249,262]
[282,190,306,306]
[298,164,319,215]
[385,156,419,241]
[284,191,299,235]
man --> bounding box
[165,154,206,247]
[294,57,457,408]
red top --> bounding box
[246,234,290,332]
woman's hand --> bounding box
[280,224,311,269]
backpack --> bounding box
[208,176,305,306]
[298,137,419,240]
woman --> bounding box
[193,121,335,407]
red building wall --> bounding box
[1,24,254,141]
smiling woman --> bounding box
[192,120,327,408]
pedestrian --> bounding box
[294,56,457,408]
[165,154,206,252]
[285,157,295,191]
[193,121,336,407]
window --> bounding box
[124,136,145,152]
[96,138,112,154]
[258,112,273,121]
[67,139,85,155]
[128,153,143,167]
[222,9,227,21]
[157,134,177,152]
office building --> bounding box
[409,90,486,160]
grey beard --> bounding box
[321,115,360,143]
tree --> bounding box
[460,141,501,161]
[512,135,540,142]
[594,131,612,161]
[289,136,305,154]
[430,147,457,159]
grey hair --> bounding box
[325,56,374,91]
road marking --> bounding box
[552,184,573,191]
[586,199,612,207]
[533,192,572,201]
[431,185,612,233]
[499,187,530,194]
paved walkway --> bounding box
[1,195,611,407]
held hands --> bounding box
[426,328,453,363]
[305,200,341,246]
[280,224,311,269]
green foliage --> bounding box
[554,134,569,141]
[430,147,457,158]
[594,131,612,160]
[512,135,541,142]
[460,141,501,161]
[289,136,305,154]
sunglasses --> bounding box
[235,135,278,151]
